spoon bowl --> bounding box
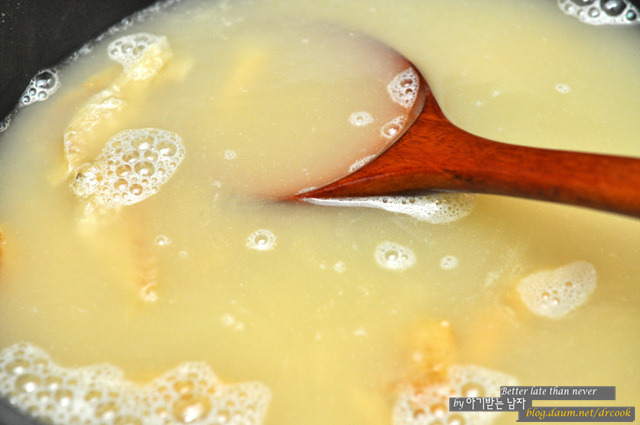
[292,66,640,217]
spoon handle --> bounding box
[302,91,640,217]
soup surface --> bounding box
[0,1,639,425]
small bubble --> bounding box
[134,161,155,176]
[440,255,459,270]
[36,391,50,402]
[349,111,373,127]
[588,6,601,16]
[223,149,237,160]
[172,394,212,424]
[374,241,416,271]
[157,140,178,157]
[381,116,406,139]
[246,229,276,251]
[95,401,118,421]
[35,71,57,89]
[144,150,158,162]
[461,381,485,398]
[114,178,129,191]
[122,152,138,164]
[216,409,230,423]
[5,359,30,375]
[555,83,571,94]
[430,402,447,418]
[601,0,626,16]
[15,374,41,393]
[173,380,195,394]
[130,184,144,196]
[412,408,426,419]
[116,164,132,177]
[54,389,74,407]
[44,376,62,390]
[155,235,172,246]
[84,390,102,402]
[132,136,153,151]
[448,413,465,425]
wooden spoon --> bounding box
[292,66,640,218]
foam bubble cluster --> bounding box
[555,83,571,94]
[381,115,407,140]
[0,342,271,425]
[558,0,639,24]
[305,193,476,224]
[0,115,10,134]
[246,229,276,251]
[374,241,416,271]
[517,261,597,319]
[70,128,185,207]
[108,33,172,79]
[440,255,459,270]
[387,67,420,109]
[21,69,61,106]
[349,111,374,127]
[393,364,518,425]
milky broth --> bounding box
[0,1,639,425]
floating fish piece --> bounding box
[63,33,173,175]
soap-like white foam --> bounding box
[69,128,185,207]
[21,69,61,106]
[333,261,346,273]
[0,342,271,425]
[557,0,639,25]
[381,115,407,139]
[387,67,420,109]
[393,364,518,425]
[374,241,416,271]
[246,229,276,251]
[517,261,597,319]
[224,149,238,160]
[0,115,11,134]
[348,154,377,173]
[220,313,245,331]
[108,33,172,79]
[349,111,374,127]
[154,235,172,246]
[305,193,476,224]
[440,255,459,270]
